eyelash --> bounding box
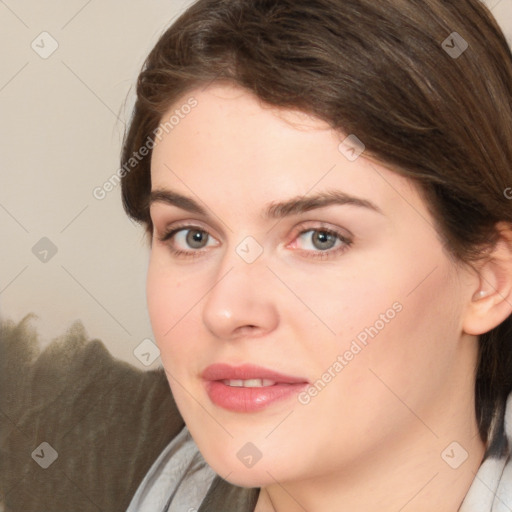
[156,222,353,260]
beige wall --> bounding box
[1,0,511,368]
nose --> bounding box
[202,254,279,341]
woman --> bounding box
[120,0,512,510]
[1,0,511,511]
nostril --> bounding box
[235,325,258,336]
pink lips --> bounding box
[202,363,309,413]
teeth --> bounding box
[222,379,276,388]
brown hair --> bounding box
[120,0,512,455]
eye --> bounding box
[174,228,212,250]
[297,229,341,251]
[157,223,351,260]
[157,225,219,256]
[289,226,352,259]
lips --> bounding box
[202,364,309,412]
[202,363,307,383]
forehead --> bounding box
[152,83,337,169]
[149,83,426,223]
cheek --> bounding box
[294,246,463,402]
[334,260,463,422]
[146,256,197,372]
[146,260,173,338]
[146,253,200,337]
[146,253,214,388]
[283,264,463,469]
[279,257,401,352]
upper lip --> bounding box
[201,363,309,384]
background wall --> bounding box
[1,0,511,369]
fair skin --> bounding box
[147,83,512,512]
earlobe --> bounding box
[463,222,512,336]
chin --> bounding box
[199,443,294,488]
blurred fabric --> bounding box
[0,315,184,512]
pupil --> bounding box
[187,230,207,248]
[313,231,336,250]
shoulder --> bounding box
[0,315,184,512]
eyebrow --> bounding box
[149,188,383,218]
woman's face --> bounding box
[147,83,478,487]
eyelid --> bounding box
[287,220,353,242]
[156,220,219,242]
[155,223,220,260]
[149,205,227,240]
[155,221,214,247]
[157,221,350,241]
[156,220,353,260]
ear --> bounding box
[463,222,512,336]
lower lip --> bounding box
[205,381,308,412]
